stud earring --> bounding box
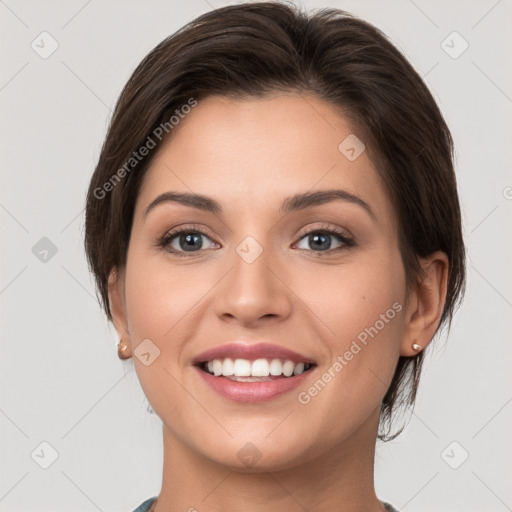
[117,339,131,360]
[412,343,422,351]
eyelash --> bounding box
[156,223,355,258]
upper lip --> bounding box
[192,342,316,365]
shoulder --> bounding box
[131,496,157,512]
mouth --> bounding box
[192,343,318,402]
[194,360,317,402]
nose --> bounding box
[214,240,292,327]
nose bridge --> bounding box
[214,231,291,323]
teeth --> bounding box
[293,362,305,375]
[222,358,235,376]
[282,360,295,377]
[203,358,311,378]
[251,358,270,376]
[212,359,223,376]
[269,359,283,376]
[233,359,251,377]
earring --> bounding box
[117,339,131,360]
[412,343,422,351]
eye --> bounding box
[157,226,219,257]
[294,225,354,254]
[156,223,354,257]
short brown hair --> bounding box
[84,1,466,440]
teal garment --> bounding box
[132,497,157,512]
[132,497,398,511]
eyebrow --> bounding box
[143,189,376,221]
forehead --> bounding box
[135,93,393,223]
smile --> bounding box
[192,341,318,402]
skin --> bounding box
[108,93,448,512]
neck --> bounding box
[154,408,386,512]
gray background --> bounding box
[1,0,511,511]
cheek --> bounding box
[122,249,202,417]
[293,249,405,343]
[293,250,406,406]
[124,247,202,340]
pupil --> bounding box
[181,233,201,251]
[310,233,330,250]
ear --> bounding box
[400,251,449,357]
[108,267,132,358]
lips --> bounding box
[192,342,317,402]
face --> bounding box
[112,93,410,471]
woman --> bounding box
[84,2,465,511]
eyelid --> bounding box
[294,222,353,241]
[162,223,217,240]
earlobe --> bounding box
[108,268,132,359]
[400,251,449,357]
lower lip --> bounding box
[195,366,313,402]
